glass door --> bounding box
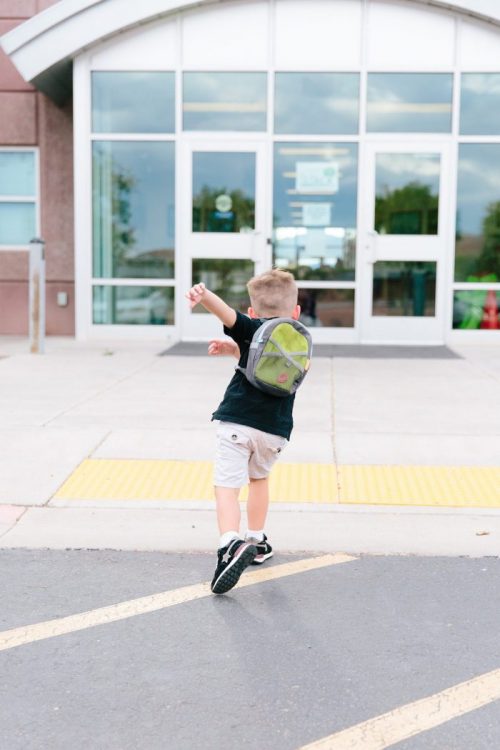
[359,142,451,343]
[181,140,269,339]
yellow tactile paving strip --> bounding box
[53,459,500,508]
[339,465,500,507]
[54,460,337,503]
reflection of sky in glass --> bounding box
[376,154,440,195]
[92,141,175,278]
[92,72,175,133]
[0,152,35,196]
[183,73,267,131]
[0,203,36,244]
[367,74,452,132]
[460,74,500,135]
[457,144,500,236]
[274,73,359,134]
[193,152,255,199]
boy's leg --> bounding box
[214,486,241,536]
[211,485,257,594]
[247,477,269,531]
[245,429,287,564]
[211,424,257,594]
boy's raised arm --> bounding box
[185,282,237,329]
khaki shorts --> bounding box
[214,421,288,488]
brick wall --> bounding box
[0,0,75,335]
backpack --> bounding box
[237,318,312,397]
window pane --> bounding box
[375,154,440,235]
[456,144,500,282]
[273,143,358,281]
[192,152,255,233]
[460,74,500,136]
[92,141,175,279]
[183,72,267,131]
[92,72,175,133]
[0,152,35,196]
[93,286,174,325]
[274,73,359,134]
[298,288,354,327]
[453,290,500,330]
[191,259,254,314]
[0,203,36,245]
[372,261,436,316]
[367,73,452,133]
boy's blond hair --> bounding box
[247,269,298,317]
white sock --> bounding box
[219,531,241,549]
[245,529,265,542]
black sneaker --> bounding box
[211,539,257,594]
[249,535,273,565]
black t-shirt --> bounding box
[211,310,295,439]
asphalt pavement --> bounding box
[2,549,500,750]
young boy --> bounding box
[185,269,302,595]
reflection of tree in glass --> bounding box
[111,167,136,274]
[193,186,254,232]
[474,201,500,281]
[192,259,254,313]
[375,182,438,235]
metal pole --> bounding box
[29,238,46,354]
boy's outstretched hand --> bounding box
[208,339,240,359]
[185,282,206,308]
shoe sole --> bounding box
[211,543,257,594]
[251,550,274,565]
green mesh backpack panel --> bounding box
[238,318,312,397]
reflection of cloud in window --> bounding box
[462,74,500,96]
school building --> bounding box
[1,0,499,344]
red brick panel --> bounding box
[0,281,29,334]
[0,91,37,142]
[46,281,75,334]
[37,0,61,10]
[38,95,74,281]
[0,20,34,91]
[0,0,36,16]
[0,250,29,279]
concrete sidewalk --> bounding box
[0,335,499,557]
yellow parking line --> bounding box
[0,553,355,653]
[299,667,500,750]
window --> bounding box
[0,150,37,246]
[455,144,500,283]
[274,73,359,135]
[92,72,175,133]
[192,152,255,233]
[375,153,440,236]
[372,262,436,317]
[191,259,254,313]
[183,72,267,131]
[273,143,358,281]
[367,73,452,133]
[460,74,500,136]
[92,141,175,279]
[93,285,175,325]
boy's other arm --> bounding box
[208,339,240,358]
[185,283,237,328]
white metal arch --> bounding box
[2,0,500,101]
